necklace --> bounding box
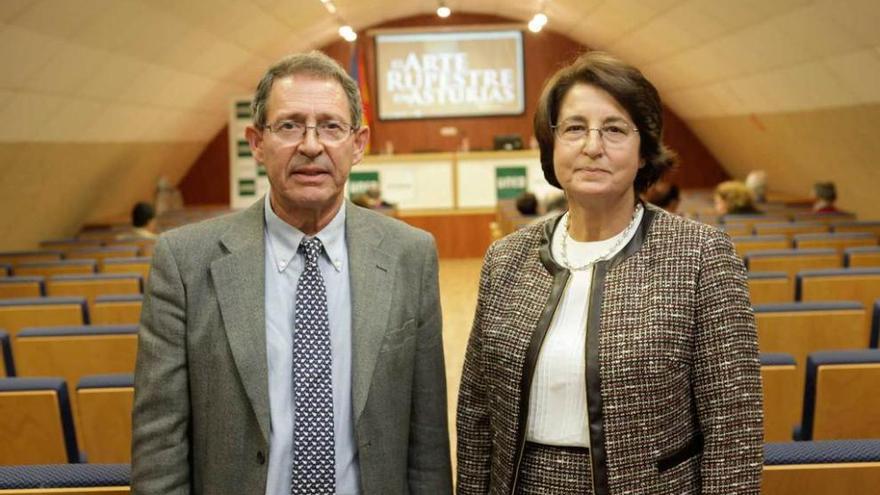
[560,204,643,272]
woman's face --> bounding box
[552,83,643,205]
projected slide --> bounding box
[375,29,525,119]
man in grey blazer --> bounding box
[132,51,453,494]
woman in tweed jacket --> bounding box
[456,52,763,495]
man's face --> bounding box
[246,74,369,218]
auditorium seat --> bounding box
[0,297,88,339]
[65,246,140,269]
[844,246,880,268]
[0,463,129,494]
[91,294,143,326]
[13,326,138,399]
[103,239,156,258]
[748,272,793,304]
[14,325,139,449]
[873,300,880,349]
[832,219,880,239]
[754,221,829,239]
[790,210,857,223]
[45,274,142,312]
[495,199,533,236]
[754,301,867,399]
[0,250,63,266]
[0,377,79,465]
[761,353,800,442]
[793,232,878,256]
[77,374,133,463]
[0,330,13,377]
[797,268,880,331]
[38,239,102,252]
[13,260,97,278]
[719,223,751,237]
[722,214,790,233]
[100,256,151,282]
[0,264,9,277]
[0,276,44,299]
[797,349,880,441]
[730,235,791,257]
[746,248,841,281]
[76,225,129,241]
[763,439,880,494]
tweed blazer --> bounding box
[457,204,763,495]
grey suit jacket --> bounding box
[132,199,452,495]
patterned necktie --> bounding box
[291,237,335,494]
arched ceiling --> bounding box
[1,0,879,248]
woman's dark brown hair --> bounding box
[534,51,676,193]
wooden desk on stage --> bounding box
[357,150,550,258]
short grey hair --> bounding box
[251,50,363,129]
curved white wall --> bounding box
[1,1,878,249]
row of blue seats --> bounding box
[701,211,860,223]
[0,274,144,296]
[1,299,877,379]
[743,246,880,268]
[1,440,880,490]
[746,266,880,295]
[761,350,880,441]
[0,374,133,464]
[0,296,143,331]
[732,232,877,243]
[0,257,150,276]
[752,299,880,347]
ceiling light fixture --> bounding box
[338,24,357,42]
[528,1,549,33]
[437,2,451,18]
[320,0,337,14]
[528,12,548,32]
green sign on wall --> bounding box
[496,166,528,199]
[239,179,256,196]
[349,171,380,199]
[237,140,252,158]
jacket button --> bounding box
[257,451,266,464]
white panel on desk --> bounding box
[352,160,454,210]
[457,155,548,208]
[456,161,496,208]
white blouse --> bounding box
[525,208,643,446]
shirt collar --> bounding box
[263,194,347,273]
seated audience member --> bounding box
[530,193,568,226]
[643,181,680,213]
[154,176,184,215]
[351,193,372,208]
[364,186,393,208]
[655,184,680,213]
[714,180,762,216]
[543,193,567,214]
[515,192,539,216]
[812,181,840,213]
[744,170,767,204]
[118,202,158,240]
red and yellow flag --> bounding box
[349,42,373,152]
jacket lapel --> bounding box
[345,203,394,421]
[211,199,271,443]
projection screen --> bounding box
[375,29,525,120]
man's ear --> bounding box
[351,126,371,165]
[245,125,265,164]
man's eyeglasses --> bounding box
[551,120,638,146]
[263,120,355,144]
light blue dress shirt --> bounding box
[263,195,360,494]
